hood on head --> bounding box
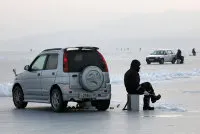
[131,59,141,71]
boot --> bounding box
[151,94,161,103]
[143,106,154,110]
[143,95,154,110]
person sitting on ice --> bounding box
[176,49,184,64]
[124,59,161,110]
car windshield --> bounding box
[150,50,165,55]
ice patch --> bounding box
[110,75,123,85]
[0,56,6,60]
[183,91,200,94]
[154,103,186,112]
[110,100,186,113]
[111,69,200,85]
[155,114,182,118]
[0,83,12,97]
[142,114,183,118]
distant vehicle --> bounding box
[146,49,176,64]
[12,47,111,112]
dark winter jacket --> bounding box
[176,49,182,59]
[192,49,196,55]
[124,68,140,94]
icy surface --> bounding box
[0,83,12,97]
[111,69,200,85]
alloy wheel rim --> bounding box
[14,89,23,103]
[52,92,60,108]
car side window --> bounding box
[161,51,166,55]
[167,50,173,54]
[158,51,162,55]
[30,55,47,71]
[45,54,58,70]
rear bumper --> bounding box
[59,83,111,102]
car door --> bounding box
[22,55,47,100]
[160,51,166,61]
[167,50,174,61]
[40,54,58,100]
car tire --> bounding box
[171,58,176,64]
[13,86,28,109]
[50,88,65,112]
[92,100,110,111]
[147,61,151,64]
[159,59,164,64]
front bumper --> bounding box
[146,57,161,62]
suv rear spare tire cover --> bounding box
[80,66,104,91]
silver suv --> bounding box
[12,47,111,112]
[146,49,176,64]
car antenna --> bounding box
[13,69,17,76]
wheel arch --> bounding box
[50,84,63,100]
[12,83,22,93]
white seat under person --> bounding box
[127,94,140,111]
[177,59,181,64]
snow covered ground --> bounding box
[0,49,200,133]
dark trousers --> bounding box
[176,56,184,63]
[135,82,155,95]
[136,82,156,107]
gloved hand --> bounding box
[144,91,150,95]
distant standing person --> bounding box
[124,60,161,110]
[192,48,196,56]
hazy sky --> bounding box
[0,0,200,40]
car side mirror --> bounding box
[24,65,30,71]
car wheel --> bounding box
[171,58,176,64]
[92,100,110,111]
[159,59,164,64]
[50,88,65,112]
[147,61,151,64]
[12,86,28,109]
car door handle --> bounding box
[52,72,55,75]
[37,73,40,76]
[72,74,78,77]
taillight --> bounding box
[63,51,69,72]
[98,51,108,72]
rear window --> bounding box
[67,50,106,72]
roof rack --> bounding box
[65,46,99,51]
[42,48,62,52]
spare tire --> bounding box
[80,66,104,92]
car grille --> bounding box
[148,57,157,59]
